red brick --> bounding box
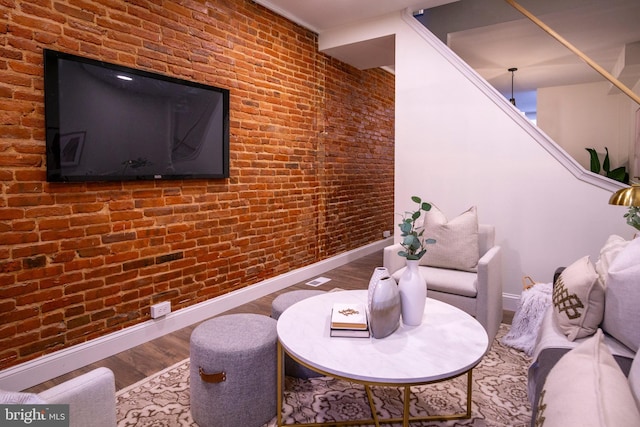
[0,0,394,370]
[19,335,65,357]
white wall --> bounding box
[321,10,633,308]
[629,79,640,184]
[537,81,635,172]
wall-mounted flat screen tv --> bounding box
[44,49,230,182]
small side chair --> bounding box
[383,224,503,343]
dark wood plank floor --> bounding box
[26,250,513,393]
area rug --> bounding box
[116,324,532,426]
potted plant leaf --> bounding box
[398,196,436,260]
[585,147,629,184]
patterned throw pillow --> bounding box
[535,330,640,427]
[419,205,479,272]
[552,255,604,341]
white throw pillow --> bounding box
[0,390,45,404]
[602,236,640,352]
[535,329,640,426]
[595,234,629,286]
[552,255,604,341]
[419,205,479,272]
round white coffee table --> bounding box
[276,290,489,427]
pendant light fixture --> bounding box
[508,67,518,106]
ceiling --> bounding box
[254,0,640,114]
[252,0,455,34]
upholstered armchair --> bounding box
[1,367,116,427]
[383,223,503,343]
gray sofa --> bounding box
[527,306,636,422]
[527,236,640,425]
[1,367,116,427]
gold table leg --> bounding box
[276,344,475,426]
[364,385,380,427]
[403,386,411,427]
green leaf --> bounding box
[603,147,610,173]
[625,207,640,231]
[585,148,600,174]
[402,235,414,246]
[409,237,421,251]
[397,196,437,259]
[607,166,627,183]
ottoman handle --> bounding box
[199,367,226,383]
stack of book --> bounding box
[330,302,370,338]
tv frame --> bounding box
[43,49,230,182]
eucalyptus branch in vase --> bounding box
[397,196,436,260]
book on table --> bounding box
[330,302,370,338]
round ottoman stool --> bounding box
[190,313,277,427]
[271,290,326,379]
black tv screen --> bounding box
[44,49,230,182]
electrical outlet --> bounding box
[150,301,171,318]
[382,230,391,238]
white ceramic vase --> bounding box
[398,259,426,326]
[368,267,389,309]
[369,275,401,338]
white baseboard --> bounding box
[1,238,522,392]
[502,293,521,313]
[0,239,392,392]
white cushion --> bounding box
[602,237,640,352]
[552,255,604,341]
[391,265,477,297]
[630,352,640,413]
[595,234,629,285]
[420,205,479,272]
[535,329,640,426]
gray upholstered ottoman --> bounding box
[190,313,277,427]
[271,289,326,379]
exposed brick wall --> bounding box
[0,0,394,370]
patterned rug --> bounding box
[116,324,532,426]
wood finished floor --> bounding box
[26,250,513,393]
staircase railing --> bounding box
[400,8,624,193]
[505,0,640,107]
